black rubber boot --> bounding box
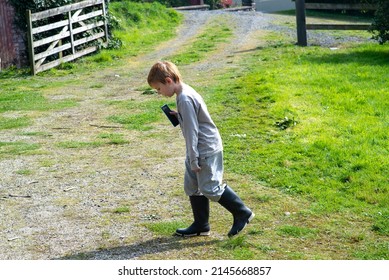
[175,195,210,237]
[218,185,254,237]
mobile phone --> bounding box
[161,104,179,127]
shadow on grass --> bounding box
[307,49,389,66]
[57,236,220,260]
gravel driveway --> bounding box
[0,10,372,260]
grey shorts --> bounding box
[184,151,225,202]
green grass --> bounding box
[209,41,389,218]
[113,206,131,214]
[0,141,41,157]
[146,221,187,236]
[15,169,33,175]
[200,32,388,259]
[56,133,130,148]
[165,16,233,65]
[0,0,182,154]
[106,98,176,131]
[0,116,31,129]
[0,88,77,141]
[56,141,105,149]
[98,133,129,145]
[0,91,77,113]
[277,225,318,238]
[0,2,181,78]
[107,112,159,131]
[105,15,233,131]
[84,2,182,67]
[220,236,255,260]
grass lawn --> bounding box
[202,34,388,259]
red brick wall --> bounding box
[0,0,27,69]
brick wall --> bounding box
[0,0,27,70]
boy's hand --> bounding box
[192,166,201,173]
[169,110,178,116]
[190,159,201,173]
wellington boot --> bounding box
[218,185,254,237]
[176,195,210,237]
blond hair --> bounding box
[147,61,182,85]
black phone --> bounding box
[161,104,179,127]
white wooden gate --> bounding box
[26,0,108,75]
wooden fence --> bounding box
[295,0,377,46]
[26,0,108,75]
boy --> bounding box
[147,61,254,237]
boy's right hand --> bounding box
[190,159,201,173]
[192,166,201,173]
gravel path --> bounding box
[0,10,373,260]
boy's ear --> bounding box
[165,77,173,84]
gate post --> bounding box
[295,0,307,46]
[26,9,36,75]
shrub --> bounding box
[371,0,389,44]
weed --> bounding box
[15,169,33,175]
[371,211,389,236]
[113,206,130,214]
[275,116,297,130]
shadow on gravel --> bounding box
[57,236,220,260]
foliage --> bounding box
[111,0,225,9]
[111,0,188,8]
[8,0,116,51]
[371,0,389,44]
[104,1,181,58]
[204,0,224,9]
[9,0,74,30]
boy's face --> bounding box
[150,77,175,97]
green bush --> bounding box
[371,0,389,44]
